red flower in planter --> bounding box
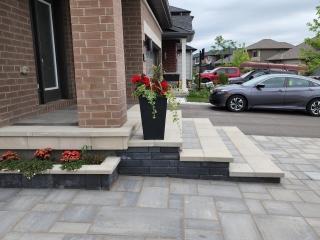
[34,148,52,160]
[61,150,81,163]
[0,151,20,161]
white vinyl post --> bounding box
[180,38,187,91]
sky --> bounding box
[169,0,319,53]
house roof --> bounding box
[147,0,172,29]
[214,55,234,64]
[246,39,294,50]
[193,49,235,58]
[266,41,314,61]
[177,44,197,52]
[162,6,195,42]
[169,6,191,13]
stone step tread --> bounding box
[222,127,284,178]
[180,118,233,162]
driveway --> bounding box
[179,104,320,138]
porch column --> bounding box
[69,0,127,128]
[180,38,187,91]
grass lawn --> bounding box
[186,97,209,103]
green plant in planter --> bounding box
[131,64,180,130]
[0,150,54,179]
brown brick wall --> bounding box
[162,40,177,72]
[0,0,39,127]
[70,0,127,128]
[122,0,162,104]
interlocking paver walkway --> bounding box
[1,135,320,239]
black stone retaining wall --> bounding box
[117,147,230,180]
[0,168,118,190]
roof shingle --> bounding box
[246,39,294,50]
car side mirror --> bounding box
[214,72,217,75]
[256,83,265,88]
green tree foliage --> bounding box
[225,43,251,68]
[299,6,320,74]
[211,36,236,64]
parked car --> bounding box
[200,67,241,84]
[209,74,320,116]
[228,70,296,85]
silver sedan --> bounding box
[209,74,320,116]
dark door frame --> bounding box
[28,0,69,104]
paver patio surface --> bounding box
[1,135,320,239]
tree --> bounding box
[211,36,236,64]
[225,43,251,68]
[299,6,320,74]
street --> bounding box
[179,103,320,138]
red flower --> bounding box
[161,81,168,93]
[132,75,141,83]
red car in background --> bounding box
[200,67,242,84]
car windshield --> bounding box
[242,75,269,86]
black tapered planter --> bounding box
[139,97,167,140]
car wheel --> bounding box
[202,78,209,83]
[227,95,246,112]
[307,99,320,116]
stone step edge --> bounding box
[0,156,120,175]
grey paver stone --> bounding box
[142,177,170,188]
[50,222,90,234]
[215,197,248,213]
[198,184,242,198]
[169,194,183,209]
[105,237,143,240]
[296,190,320,203]
[0,189,21,202]
[0,211,26,238]
[3,232,65,240]
[295,164,320,172]
[136,187,169,208]
[33,203,68,212]
[88,206,183,239]
[219,212,262,240]
[281,184,311,191]
[111,179,142,192]
[268,188,304,202]
[292,171,311,180]
[72,191,123,205]
[59,204,100,223]
[42,189,79,203]
[120,192,138,207]
[254,215,319,240]
[185,229,223,240]
[16,189,50,196]
[238,183,268,193]
[276,158,311,164]
[14,212,60,232]
[304,172,320,180]
[245,199,266,215]
[242,193,273,200]
[1,196,42,211]
[302,180,320,190]
[305,218,320,237]
[64,234,105,240]
[170,182,198,195]
[292,202,320,217]
[184,196,218,220]
[185,219,220,231]
[262,200,300,216]
[276,164,299,171]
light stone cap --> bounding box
[180,149,204,161]
[229,163,255,177]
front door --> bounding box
[30,0,65,103]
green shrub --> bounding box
[218,72,229,85]
[188,88,210,99]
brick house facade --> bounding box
[0,0,194,128]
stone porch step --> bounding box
[180,118,233,162]
[222,127,285,178]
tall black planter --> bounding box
[139,97,167,140]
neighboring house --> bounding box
[0,0,194,128]
[177,44,197,79]
[246,39,294,62]
[162,6,195,77]
[213,53,235,66]
[265,41,320,75]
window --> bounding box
[227,68,237,74]
[312,81,320,86]
[195,57,199,64]
[216,69,226,74]
[262,77,285,88]
[252,50,260,57]
[287,78,310,87]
